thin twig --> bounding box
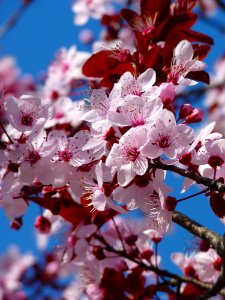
[111,216,126,252]
[0,1,34,39]
[177,188,210,203]
[95,233,225,296]
[177,80,225,99]
[215,0,225,11]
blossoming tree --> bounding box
[1,0,225,299]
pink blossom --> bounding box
[83,161,126,212]
[111,68,158,100]
[49,130,93,168]
[106,127,148,186]
[194,248,221,283]
[18,128,57,185]
[4,95,51,132]
[72,0,110,25]
[1,173,27,220]
[81,89,111,123]
[107,95,162,127]
[82,121,120,158]
[168,40,207,85]
[141,109,193,159]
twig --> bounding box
[152,161,225,193]
[172,211,224,257]
[197,235,225,300]
[215,0,225,12]
[177,80,225,99]
[177,188,210,203]
[95,233,225,296]
[111,216,126,252]
[0,1,34,39]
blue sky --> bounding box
[1,0,225,277]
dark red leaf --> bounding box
[82,50,118,78]
[210,193,225,219]
[183,29,214,45]
[158,13,198,41]
[140,0,171,24]
[180,283,204,299]
[31,196,90,228]
[186,71,210,85]
[121,8,141,30]
[193,44,211,60]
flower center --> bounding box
[21,113,34,127]
[157,136,171,148]
[27,150,41,165]
[125,147,140,162]
[58,148,73,162]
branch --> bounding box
[215,0,225,12]
[95,234,225,296]
[197,235,225,300]
[0,1,34,39]
[172,211,224,257]
[177,80,225,99]
[152,161,225,193]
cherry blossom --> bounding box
[72,0,110,25]
[167,40,207,85]
[4,95,51,132]
[141,109,194,159]
[106,127,148,186]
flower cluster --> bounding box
[1,0,225,299]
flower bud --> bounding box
[165,196,177,211]
[184,108,204,124]
[208,155,224,168]
[34,216,51,234]
[159,83,176,106]
[179,104,193,120]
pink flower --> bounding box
[82,121,120,158]
[83,161,126,212]
[107,95,162,127]
[141,109,193,159]
[1,173,27,220]
[4,95,51,132]
[167,40,207,85]
[72,0,110,25]
[111,68,158,100]
[194,249,221,283]
[189,122,222,165]
[18,128,57,185]
[171,252,198,277]
[106,127,148,186]
[44,46,90,99]
[81,89,111,123]
[45,97,85,128]
[49,130,92,167]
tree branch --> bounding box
[172,211,224,257]
[152,161,225,193]
[0,1,34,39]
[95,234,225,296]
[177,80,225,99]
[215,0,225,12]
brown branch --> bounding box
[95,234,225,296]
[215,0,225,11]
[172,211,224,257]
[177,80,225,99]
[0,1,34,39]
[152,161,225,193]
[197,235,225,300]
